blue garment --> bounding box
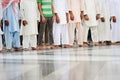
[3,4,20,49]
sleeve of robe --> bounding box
[80,0,85,12]
[53,0,58,13]
[95,0,100,15]
[67,0,71,11]
[65,0,69,13]
[109,0,116,17]
[3,8,7,20]
[20,0,26,21]
[83,0,88,15]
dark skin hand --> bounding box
[96,14,100,20]
[113,16,116,23]
[80,11,84,20]
[5,20,9,26]
[84,15,89,21]
[22,20,28,26]
[69,11,74,21]
[55,13,60,23]
[101,17,105,22]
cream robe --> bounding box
[84,0,99,26]
[53,0,69,45]
[67,0,84,45]
[20,0,38,48]
[20,0,38,36]
[83,0,100,43]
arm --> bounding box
[37,2,46,23]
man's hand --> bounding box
[22,20,28,26]
[55,14,60,23]
[5,20,9,26]
[101,17,105,22]
[80,11,84,20]
[42,16,46,23]
[69,11,74,21]
[84,15,89,21]
[113,16,116,23]
[66,13,69,23]
[96,14,100,20]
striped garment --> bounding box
[37,0,53,17]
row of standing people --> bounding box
[0,0,119,52]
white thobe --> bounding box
[53,0,69,45]
[98,0,112,41]
[110,0,120,42]
[67,0,84,45]
[83,0,99,42]
[20,0,38,48]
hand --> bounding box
[96,14,100,20]
[101,17,105,22]
[84,15,89,21]
[56,15,60,23]
[80,11,84,20]
[5,20,9,26]
[113,16,116,23]
[42,16,46,23]
[66,13,69,23]
[69,11,74,21]
[22,20,28,26]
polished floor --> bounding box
[0,45,120,80]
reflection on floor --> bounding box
[0,45,120,80]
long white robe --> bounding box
[20,0,38,36]
[84,0,99,27]
[53,0,69,45]
[110,0,120,42]
[20,0,38,48]
[67,0,84,45]
[83,0,100,43]
[98,0,112,41]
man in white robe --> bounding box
[98,0,115,45]
[109,0,120,43]
[53,0,69,48]
[67,0,84,47]
[20,0,38,50]
[83,0,100,46]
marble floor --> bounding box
[0,45,120,80]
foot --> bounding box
[31,47,37,50]
[14,47,21,52]
[23,48,29,51]
[37,46,44,50]
[50,45,56,49]
[83,42,88,47]
[79,45,83,47]
[93,42,99,46]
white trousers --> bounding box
[83,25,98,42]
[53,23,69,45]
[98,22,106,41]
[23,35,37,48]
[68,23,83,45]
[0,35,2,50]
